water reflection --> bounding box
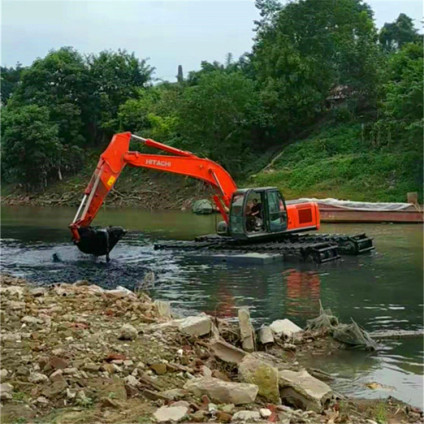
[284,269,321,318]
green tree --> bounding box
[1,105,61,189]
[88,50,154,140]
[252,0,380,139]
[11,47,90,146]
[118,82,181,141]
[175,70,264,175]
[379,14,421,52]
[372,42,424,148]
[0,63,25,105]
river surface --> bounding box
[1,206,423,407]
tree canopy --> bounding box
[1,2,422,196]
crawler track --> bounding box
[154,232,374,264]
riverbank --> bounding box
[0,168,213,210]
[1,274,422,424]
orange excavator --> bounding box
[70,132,373,262]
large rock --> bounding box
[153,405,188,422]
[278,369,332,412]
[209,339,246,364]
[270,319,302,338]
[184,377,258,405]
[238,307,255,352]
[192,199,214,215]
[258,326,274,345]
[0,383,13,401]
[179,314,211,337]
[119,324,138,340]
[238,354,280,404]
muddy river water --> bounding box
[1,205,423,407]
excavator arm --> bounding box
[70,132,237,257]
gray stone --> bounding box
[124,375,139,387]
[9,301,25,310]
[184,377,258,405]
[43,379,67,398]
[119,324,138,340]
[232,410,261,421]
[49,370,64,382]
[209,338,246,364]
[0,383,13,401]
[0,286,24,299]
[270,319,302,338]
[238,354,280,404]
[192,199,214,215]
[154,300,172,319]
[260,408,272,418]
[29,372,49,383]
[238,307,255,352]
[178,314,211,337]
[16,365,29,377]
[160,388,186,400]
[0,369,8,380]
[278,369,332,412]
[258,326,274,344]
[30,287,47,297]
[153,405,188,422]
[21,315,43,325]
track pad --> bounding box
[75,226,126,256]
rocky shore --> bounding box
[0,274,422,424]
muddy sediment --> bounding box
[0,274,422,424]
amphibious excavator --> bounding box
[70,132,374,263]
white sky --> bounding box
[1,0,423,81]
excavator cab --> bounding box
[227,188,289,240]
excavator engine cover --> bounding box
[75,226,126,256]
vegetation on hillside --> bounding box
[1,0,422,201]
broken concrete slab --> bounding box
[209,338,246,364]
[184,377,258,405]
[232,410,261,421]
[278,369,332,412]
[238,307,255,352]
[258,326,274,344]
[238,354,280,404]
[179,314,212,337]
[153,405,188,422]
[270,319,302,338]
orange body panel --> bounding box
[286,202,320,231]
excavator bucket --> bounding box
[74,226,126,257]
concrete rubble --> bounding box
[184,377,259,405]
[0,273,421,424]
[279,369,333,412]
[238,354,280,404]
[178,313,212,337]
[238,307,255,352]
[257,326,274,344]
[270,318,303,338]
[153,404,189,422]
[209,338,246,364]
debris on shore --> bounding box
[1,274,422,423]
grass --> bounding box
[248,123,423,202]
[374,401,388,424]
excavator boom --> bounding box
[70,132,237,256]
